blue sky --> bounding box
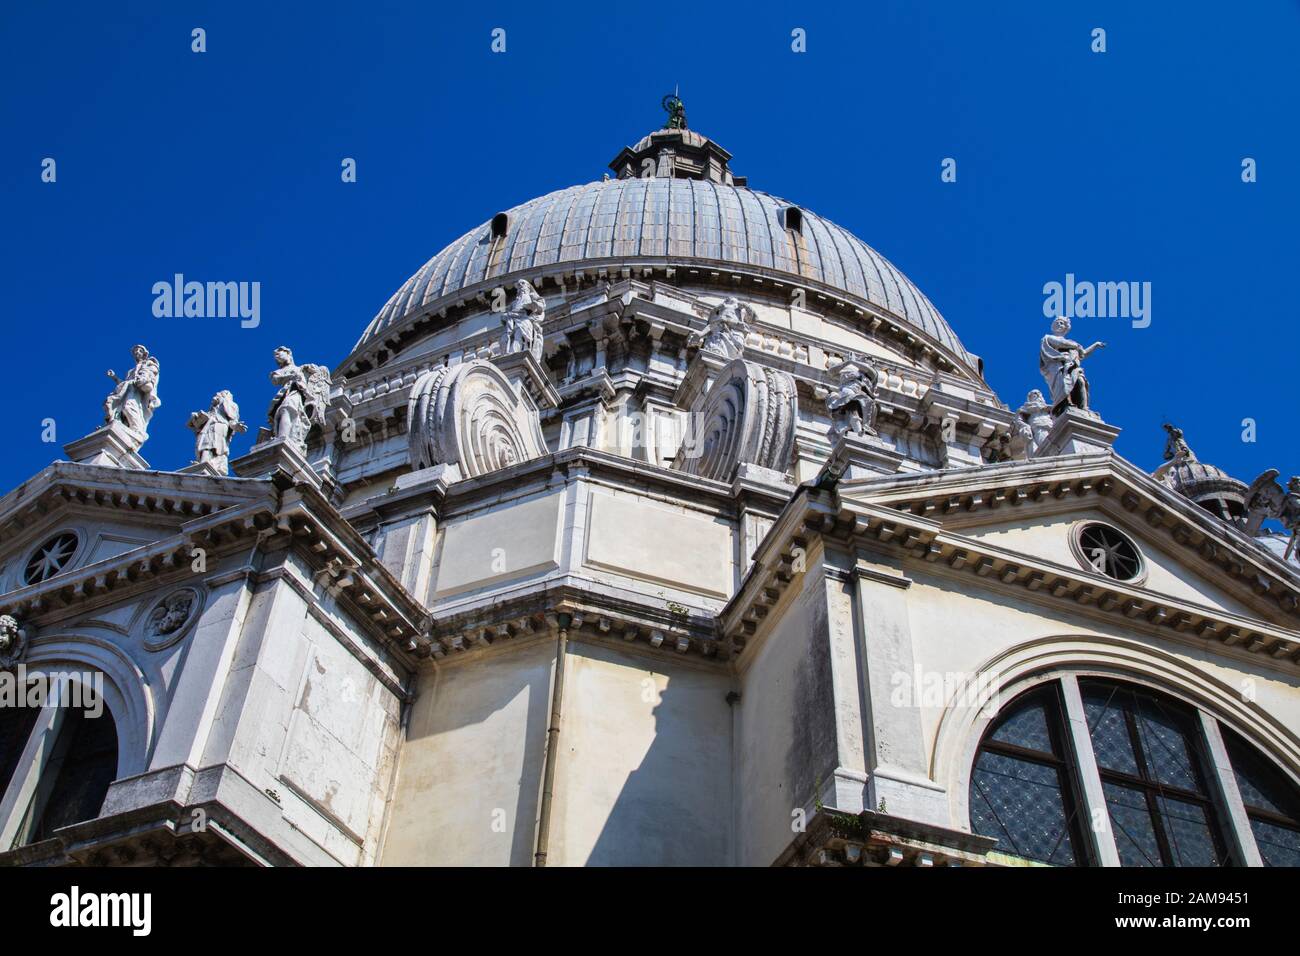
[1,1,1296,490]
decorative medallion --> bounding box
[142,587,202,651]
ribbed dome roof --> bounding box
[350,131,978,376]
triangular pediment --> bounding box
[0,461,274,594]
[831,451,1300,636]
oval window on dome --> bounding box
[1071,522,1144,582]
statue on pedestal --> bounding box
[188,390,246,474]
[690,296,753,360]
[1162,423,1195,464]
[104,344,162,446]
[500,279,546,363]
[826,358,880,440]
[1039,317,1105,413]
[267,347,331,454]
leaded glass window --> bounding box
[1081,681,1228,866]
[1223,728,1300,867]
[969,686,1089,866]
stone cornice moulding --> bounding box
[851,451,1300,612]
[722,461,1300,672]
[342,444,799,533]
[340,260,984,386]
[422,581,726,667]
[0,462,267,548]
[0,472,433,666]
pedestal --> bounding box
[1036,407,1121,457]
[827,431,905,482]
[63,421,149,469]
[229,438,320,486]
[490,350,560,410]
[178,459,227,478]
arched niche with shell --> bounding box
[673,358,797,483]
[406,360,548,480]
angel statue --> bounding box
[187,390,247,474]
[1244,470,1300,561]
[104,344,162,446]
[500,279,546,363]
[689,297,753,360]
[826,357,880,440]
[1039,316,1105,414]
[267,347,331,454]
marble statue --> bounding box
[690,297,753,360]
[1019,389,1054,453]
[267,347,331,453]
[1006,413,1034,461]
[1039,317,1105,413]
[104,344,162,444]
[1162,423,1195,464]
[826,358,880,439]
[500,279,546,363]
[0,614,27,670]
[188,390,246,474]
[1245,470,1300,561]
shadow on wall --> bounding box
[575,643,733,867]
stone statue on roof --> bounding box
[104,344,162,447]
[690,296,753,360]
[662,93,687,130]
[268,347,331,454]
[826,357,880,440]
[500,279,546,363]
[188,390,246,475]
[1039,316,1105,414]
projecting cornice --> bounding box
[723,452,1300,671]
[0,463,432,666]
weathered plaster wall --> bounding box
[380,638,553,866]
[549,641,733,866]
[734,575,838,866]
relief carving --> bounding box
[407,360,547,479]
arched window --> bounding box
[1080,681,1226,866]
[970,676,1300,866]
[30,705,119,842]
[1222,728,1300,866]
[0,684,119,849]
[969,685,1089,865]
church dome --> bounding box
[1161,458,1250,523]
[347,127,980,378]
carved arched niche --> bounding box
[406,360,547,480]
[673,357,797,483]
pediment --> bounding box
[827,451,1300,642]
[0,462,274,593]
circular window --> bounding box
[23,531,80,585]
[1071,522,1143,582]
